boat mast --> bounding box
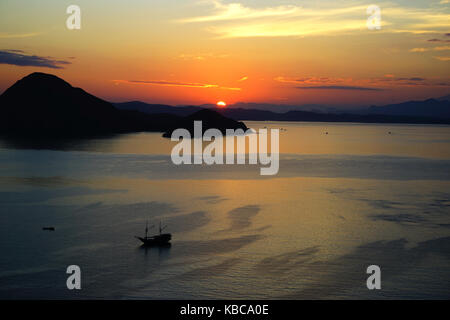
[145,221,148,239]
[159,221,168,235]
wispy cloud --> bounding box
[178,0,450,38]
[410,46,450,52]
[276,74,448,89]
[371,76,449,86]
[179,0,297,23]
[113,79,241,91]
[296,85,384,91]
[238,76,248,82]
[434,56,450,61]
[0,50,71,69]
[0,32,40,39]
[392,77,425,81]
[177,52,229,60]
[275,76,348,85]
[276,76,382,91]
[428,33,450,42]
[428,38,450,42]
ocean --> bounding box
[0,121,449,299]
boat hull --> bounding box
[136,233,171,246]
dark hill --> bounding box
[0,72,185,136]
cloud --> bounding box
[113,79,241,91]
[434,56,450,61]
[0,32,40,39]
[276,74,447,89]
[178,52,229,60]
[401,77,425,81]
[376,76,426,82]
[182,2,367,38]
[178,0,450,38]
[428,38,450,43]
[369,76,447,87]
[410,46,450,52]
[275,76,348,85]
[178,0,297,23]
[238,76,248,82]
[0,50,71,69]
[295,85,384,91]
[410,48,427,52]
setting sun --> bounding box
[216,101,227,108]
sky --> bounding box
[0,0,449,108]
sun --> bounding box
[216,101,227,108]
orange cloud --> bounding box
[434,56,450,61]
[410,46,450,52]
[275,75,449,89]
[113,79,241,91]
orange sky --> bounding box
[0,0,449,107]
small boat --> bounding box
[42,227,55,231]
[135,221,171,246]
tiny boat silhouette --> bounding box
[42,227,55,231]
[135,221,171,246]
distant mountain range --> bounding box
[0,73,246,137]
[368,98,450,118]
[115,101,344,115]
[115,96,450,124]
[437,94,450,102]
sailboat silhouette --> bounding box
[135,221,171,246]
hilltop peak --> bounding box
[14,72,72,89]
[0,73,126,135]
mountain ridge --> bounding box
[113,97,450,125]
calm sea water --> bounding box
[0,122,449,299]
